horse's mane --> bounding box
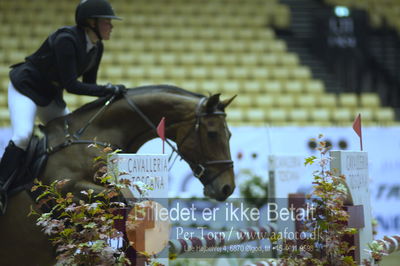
[73,84,205,115]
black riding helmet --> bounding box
[75,0,122,40]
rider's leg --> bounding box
[0,141,26,188]
[37,100,70,124]
[0,82,36,214]
[8,82,37,150]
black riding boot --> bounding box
[0,141,26,215]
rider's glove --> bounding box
[104,83,127,96]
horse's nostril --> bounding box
[222,185,231,196]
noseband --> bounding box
[123,94,233,186]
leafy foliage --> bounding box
[279,135,357,266]
[364,241,388,265]
[29,146,143,265]
[239,168,268,209]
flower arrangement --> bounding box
[364,240,387,264]
[238,168,268,209]
[30,178,129,265]
[278,135,357,265]
[29,146,154,265]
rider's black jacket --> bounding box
[9,25,108,107]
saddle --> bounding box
[7,129,49,197]
[6,94,121,200]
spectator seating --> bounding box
[0,0,396,126]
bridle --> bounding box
[44,92,233,186]
[123,94,234,186]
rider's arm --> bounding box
[82,43,103,84]
[54,36,108,97]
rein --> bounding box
[45,94,119,155]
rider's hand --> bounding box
[104,83,127,96]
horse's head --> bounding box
[110,87,236,201]
[175,94,236,201]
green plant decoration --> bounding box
[278,134,357,265]
[29,146,151,265]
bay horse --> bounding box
[0,85,236,266]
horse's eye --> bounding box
[208,131,218,138]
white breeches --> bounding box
[8,82,70,150]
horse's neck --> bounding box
[80,93,198,152]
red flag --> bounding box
[352,113,363,150]
[352,113,361,137]
[157,117,165,141]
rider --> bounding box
[0,0,125,214]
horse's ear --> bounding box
[206,94,221,113]
[218,95,237,110]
